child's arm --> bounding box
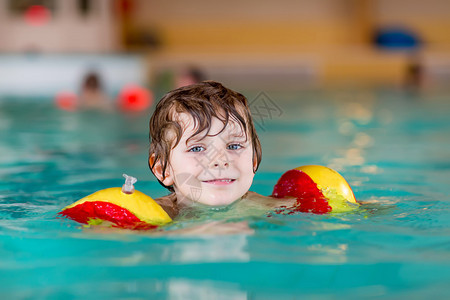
[243,191,296,208]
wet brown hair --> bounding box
[149,81,262,191]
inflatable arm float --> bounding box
[59,174,172,230]
[272,165,358,214]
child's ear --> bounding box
[149,154,174,186]
[253,154,258,172]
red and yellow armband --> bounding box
[59,174,172,230]
[272,165,358,214]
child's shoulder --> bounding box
[154,193,179,219]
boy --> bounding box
[149,81,295,220]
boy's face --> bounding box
[159,113,256,206]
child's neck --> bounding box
[176,193,245,210]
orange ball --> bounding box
[55,92,78,111]
[118,85,153,112]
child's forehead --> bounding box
[175,112,245,137]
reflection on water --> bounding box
[168,279,247,300]
[170,235,250,263]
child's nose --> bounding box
[212,161,229,168]
[210,155,229,169]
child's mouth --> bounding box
[203,178,236,185]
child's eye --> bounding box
[227,143,243,150]
[188,146,205,152]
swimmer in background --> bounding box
[79,72,112,111]
[174,66,206,88]
[149,81,295,234]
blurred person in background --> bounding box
[79,71,112,111]
[174,66,206,88]
[404,52,425,91]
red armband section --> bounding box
[59,201,158,230]
[272,169,331,214]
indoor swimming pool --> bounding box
[0,88,449,299]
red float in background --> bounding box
[118,85,153,112]
[24,5,51,26]
[55,92,78,111]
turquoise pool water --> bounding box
[0,89,449,299]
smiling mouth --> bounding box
[203,178,236,185]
